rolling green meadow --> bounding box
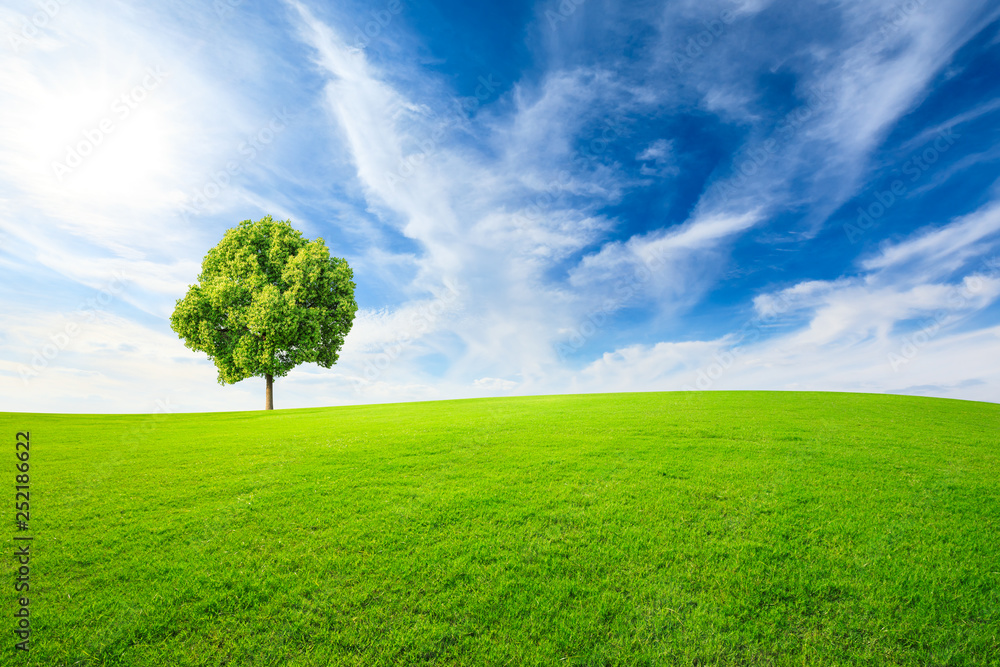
[2,391,999,666]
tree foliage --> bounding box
[170,216,357,387]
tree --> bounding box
[170,216,357,410]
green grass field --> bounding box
[2,391,999,666]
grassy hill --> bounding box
[3,391,998,666]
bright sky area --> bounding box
[2,0,999,412]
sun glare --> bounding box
[33,66,175,205]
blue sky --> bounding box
[2,0,1000,413]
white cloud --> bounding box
[568,210,762,313]
[861,199,1000,277]
[473,377,518,391]
[652,0,1000,237]
[573,197,1000,403]
[283,3,656,391]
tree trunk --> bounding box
[265,373,273,411]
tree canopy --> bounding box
[170,216,357,408]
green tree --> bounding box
[170,216,357,410]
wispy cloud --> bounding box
[861,198,1000,277]
[577,196,1000,402]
